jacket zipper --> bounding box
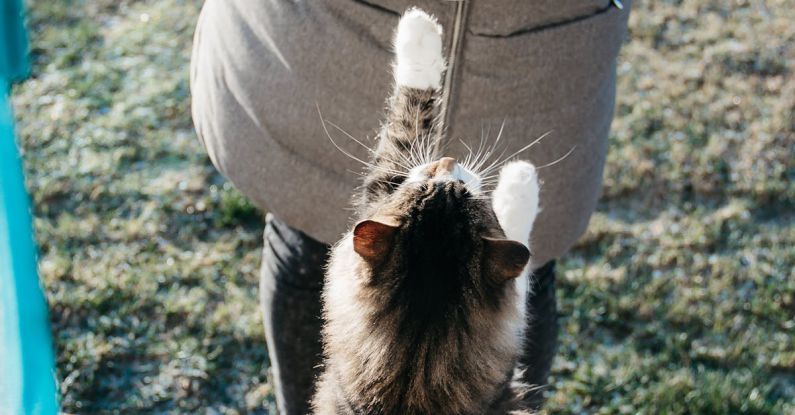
[440,0,468,148]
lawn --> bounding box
[11,0,794,413]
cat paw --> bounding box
[394,8,445,90]
[492,161,540,246]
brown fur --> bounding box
[312,13,534,414]
[312,81,535,414]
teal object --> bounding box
[1,0,60,413]
[0,0,30,81]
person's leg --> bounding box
[519,260,558,410]
[259,214,329,415]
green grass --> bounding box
[11,0,794,413]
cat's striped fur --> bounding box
[313,9,539,415]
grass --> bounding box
[11,0,794,413]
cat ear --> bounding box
[353,218,399,263]
[482,237,531,283]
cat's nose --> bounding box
[436,157,457,175]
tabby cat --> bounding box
[312,9,541,415]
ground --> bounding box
[11,0,794,413]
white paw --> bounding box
[394,8,445,90]
[492,161,540,246]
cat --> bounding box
[312,8,541,415]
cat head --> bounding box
[350,157,530,316]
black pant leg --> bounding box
[259,214,329,415]
[519,260,559,410]
[259,214,558,413]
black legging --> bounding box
[259,214,558,414]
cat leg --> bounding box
[359,9,447,207]
[492,161,540,245]
[492,161,541,309]
[394,8,445,90]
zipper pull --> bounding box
[612,0,624,10]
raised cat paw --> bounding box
[394,8,445,90]
[492,161,541,246]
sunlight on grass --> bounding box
[11,0,794,413]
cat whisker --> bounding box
[318,106,376,169]
[478,130,553,178]
[475,147,510,178]
[471,131,489,172]
[329,121,416,173]
[319,105,410,178]
[495,130,552,164]
[466,121,506,177]
[325,119,375,155]
[536,145,576,170]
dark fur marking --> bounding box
[314,76,531,414]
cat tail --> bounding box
[376,8,447,172]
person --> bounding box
[190,1,631,413]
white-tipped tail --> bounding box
[394,8,445,90]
